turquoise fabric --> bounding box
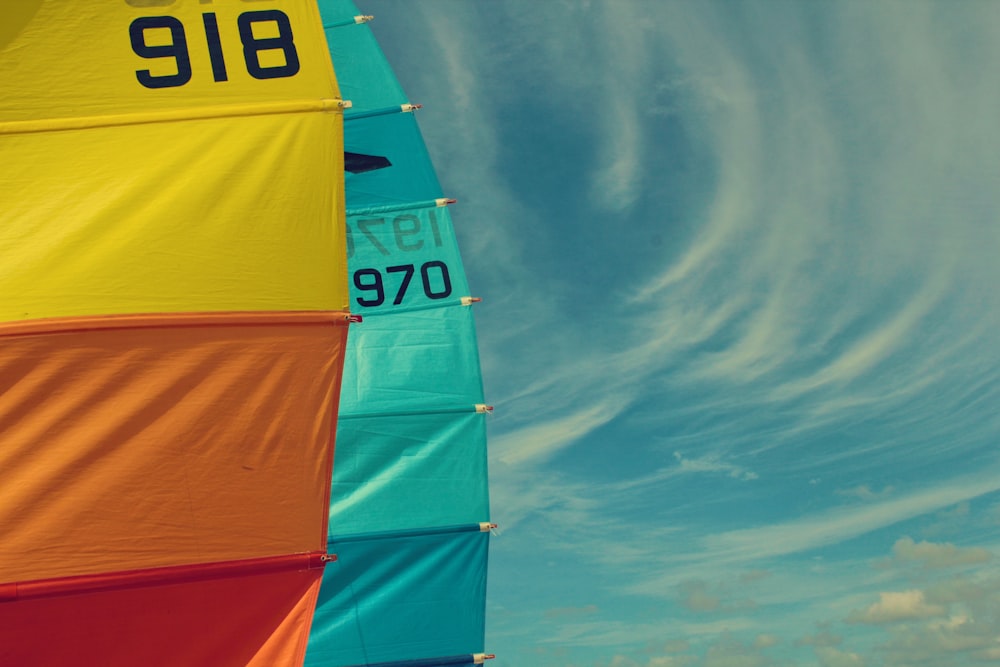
[345,115,443,207]
[307,2,491,665]
[344,205,470,313]
[308,531,488,666]
[339,307,484,414]
[331,412,490,534]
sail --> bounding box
[0,2,348,665]
[305,3,493,666]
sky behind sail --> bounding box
[364,2,1000,665]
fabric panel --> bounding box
[0,312,347,582]
[330,412,489,535]
[320,1,406,110]
[0,560,324,667]
[305,531,488,667]
[346,204,469,314]
[0,1,338,121]
[339,306,485,415]
[343,114,443,209]
[0,111,346,321]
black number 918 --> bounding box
[129,9,299,88]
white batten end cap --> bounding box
[355,15,374,24]
[401,103,423,113]
[338,99,353,109]
[479,522,498,532]
[435,197,457,207]
[473,654,496,664]
[461,296,483,306]
[475,403,494,414]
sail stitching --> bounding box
[0,98,346,136]
[329,523,493,545]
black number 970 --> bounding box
[129,10,299,88]
[354,262,453,308]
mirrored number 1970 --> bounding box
[129,10,299,88]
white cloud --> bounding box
[603,656,696,667]
[975,646,1000,661]
[646,657,694,667]
[846,590,945,624]
[796,630,842,648]
[878,610,1000,665]
[610,657,639,667]
[679,618,758,638]
[890,536,992,569]
[702,634,776,667]
[739,570,771,584]
[679,580,721,613]
[675,577,759,618]
[815,646,866,667]
[673,451,758,481]
[925,577,994,606]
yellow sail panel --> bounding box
[0,0,347,320]
[0,1,338,120]
[1,114,346,319]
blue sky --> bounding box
[367,2,1000,666]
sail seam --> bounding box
[339,405,486,420]
[0,99,344,136]
[329,524,489,545]
[339,654,479,667]
[350,299,476,318]
[0,311,354,338]
[0,551,327,602]
[323,16,371,30]
[345,104,415,121]
[347,199,450,216]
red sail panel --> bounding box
[0,554,324,667]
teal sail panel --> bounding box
[307,3,492,666]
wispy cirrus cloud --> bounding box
[494,398,625,466]
[373,2,1000,665]
[698,475,1000,566]
[836,485,895,502]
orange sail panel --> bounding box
[0,313,347,582]
[1,1,348,664]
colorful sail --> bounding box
[305,3,494,666]
[0,2,348,665]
